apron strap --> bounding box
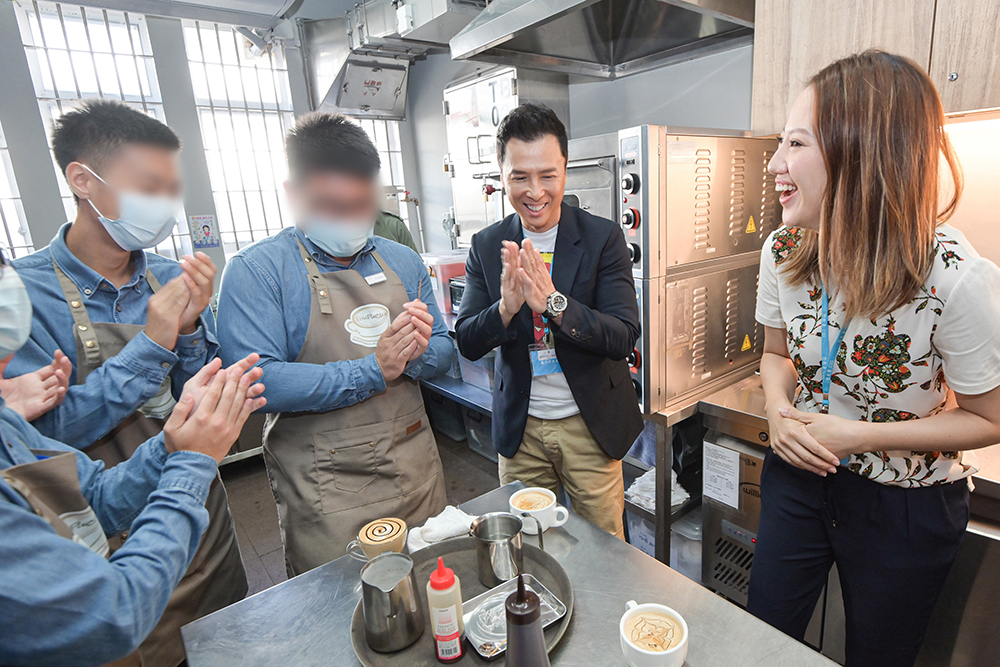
[295,238,334,315]
[52,259,161,369]
[145,269,162,291]
[53,260,103,369]
[1,451,85,543]
[370,250,390,274]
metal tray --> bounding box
[351,537,574,666]
[462,574,566,659]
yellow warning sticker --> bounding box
[745,216,757,234]
[741,334,752,352]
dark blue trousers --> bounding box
[747,450,969,667]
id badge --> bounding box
[529,343,562,377]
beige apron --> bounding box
[263,241,447,576]
[3,450,141,667]
[54,262,247,667]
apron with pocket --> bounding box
[3,449,141,667]
[263,240,447,576]
[54,261,247,667]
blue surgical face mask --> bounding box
[81,164,181,251]
[0,266,33,359]
[304,217,375,257]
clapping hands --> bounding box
[498,238,557,326]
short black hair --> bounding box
[496,104,568,165]
[51,99,181,176]
[285,112,380,181]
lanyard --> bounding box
[820,286,848,415]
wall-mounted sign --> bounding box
[189,214,220,249]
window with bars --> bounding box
[14,1,192,260]
[355,118,409,225]
[0,122,35,259]
[182,19,296,257]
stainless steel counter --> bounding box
[697,375,1000,500]
[182,483,836,667]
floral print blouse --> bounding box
[756,225,1000,487]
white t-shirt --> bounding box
[522,224,580,420]
[756,224,1000,487]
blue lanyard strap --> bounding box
[820,286,848,415]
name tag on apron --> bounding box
[365,272,387,286]
[60,507,111,557]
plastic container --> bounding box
[463,408,498,463]
[458,350,495,392]
[421,250,468,314]
[625,510,656,559]
[427,557,464,663]
[669,506,703,584]
[422,389,467,442]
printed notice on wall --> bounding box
[189,215,220,249]
[703,442,740,510]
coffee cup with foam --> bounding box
[619,600,688,667]
[508,487,569,535]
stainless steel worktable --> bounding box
[698,375,1000,501]
[182,482,835,667]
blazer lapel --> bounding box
[552,204,583,295]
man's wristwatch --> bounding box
[545,291,568,319]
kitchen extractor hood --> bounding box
[450,0,755,79]
[73,0,295,29]
[301,16,428,120]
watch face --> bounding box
[549,292,568,313]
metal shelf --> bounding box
[420,375,493,414]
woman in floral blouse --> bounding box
[748,51,1000,667]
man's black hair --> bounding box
[285,112,380,181]
[51,99,181,176]
[496,104,568,165]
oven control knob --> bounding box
[621,173,640,194]
[628,348,641,369]
[628,243,642,264]
[632,379,642,400]
[621,208,640,230]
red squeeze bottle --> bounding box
[426,557,465,663]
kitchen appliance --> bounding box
[564,132,619,224]
[448,276,466,312]
[615,126,780,415]
[443,67,569,245]
[618,126,780,279]
[699,425,832,656]
[450,0,753,80]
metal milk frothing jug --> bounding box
[360,552,425,653]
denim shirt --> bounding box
[7,223,219,446]
[0,399,217,667]
[217,227,452,414]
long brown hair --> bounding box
[782,50,964,321]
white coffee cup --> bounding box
[508,487,569,535]
[619,600,689,667]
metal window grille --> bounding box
[182,19,297,257]
[14,1,192,259]
[0,122,35,258]
[354,118,408,223]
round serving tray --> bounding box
[351,536,574,666]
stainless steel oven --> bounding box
[612,126,780,414]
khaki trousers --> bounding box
[499,413,625,539]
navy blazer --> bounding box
[455,204,644,460]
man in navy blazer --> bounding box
[455,104,643,538]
